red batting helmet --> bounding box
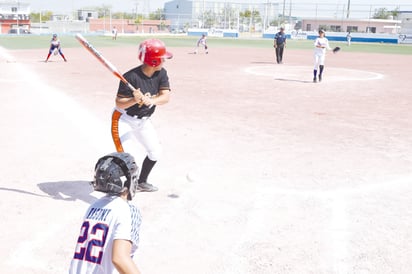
[138,39,173,67]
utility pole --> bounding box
[346,0,350,18]
[289,0,292,26]
[134,0,138,20]
[15,1,20,34]
[202,0,205,28]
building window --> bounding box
[319,25,328,31]
[366,26,376,33]
[11,7,18,12]
[347,26,358,32]
[306,24,311,31]
[331,25,341,32]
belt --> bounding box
[127,113,149,120]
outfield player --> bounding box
[274,27,287,64]
[194,34,208,54]
[346,32,352,46]
[111,38,173,192]
[112,26,118,40]
[44,34,67,62]
[69,152,142,274]
[313,29,331,83]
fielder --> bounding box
[194,34,208,54]
[45,34,67,62]
[313,29,331,83]
[346,32,352,46]
[69,152,142,274]
[112,26,118,40]
[111,39,173,192]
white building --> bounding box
[164,0,279,31]
[0,0,30,20]
[398,11,412,33]
[0,1,31,34]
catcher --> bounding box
[312,29,339,83]
[69,152,142,274]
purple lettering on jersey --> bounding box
[87,208,112,221]
[86,208,97,219]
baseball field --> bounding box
[1,35,412,274]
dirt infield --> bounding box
[1,44,412,274]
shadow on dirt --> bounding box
[0,187,49,198]
[274,78,313,83]
[37,180,97,204]
[250,61,276,64]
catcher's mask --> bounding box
[92,152,139,200]
[138,39,173,67]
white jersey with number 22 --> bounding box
[69,195,141,274]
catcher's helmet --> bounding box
[138,39,173,67]
[91,152,139,200]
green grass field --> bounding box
[0,34,411,55]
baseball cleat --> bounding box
[136,182,158,192]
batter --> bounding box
[111,39,173,192]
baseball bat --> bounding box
[75,33,150,106]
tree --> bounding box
[200,10,215,29]
[30,11,52,22]
[239,9,261,32]
[94,5,112,18]
[111,12,135,20]
[372,7,399,19]
[149,8,165,20]
[390,7,400,18]
[134,14,145,24]
[220,5,238,29]
[30,12,40,22]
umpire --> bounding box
[274,27,287,64]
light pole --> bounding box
[176,2,180,32]
[15,1,20,34]
[346,0,350,18]
[134,0,138,20]
[202,0,205,28]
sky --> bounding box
[26,0,166,13]
[25,0,412,18]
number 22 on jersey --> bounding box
[73,221,109,264]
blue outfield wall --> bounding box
[264,32,399,44]
[306,35,398,44]
[222,32,239,38]
[263,33,292,39]
[187,28,239,38]
[187,31,207,36]
[187,29,397,43]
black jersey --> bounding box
[117,65,170,118]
